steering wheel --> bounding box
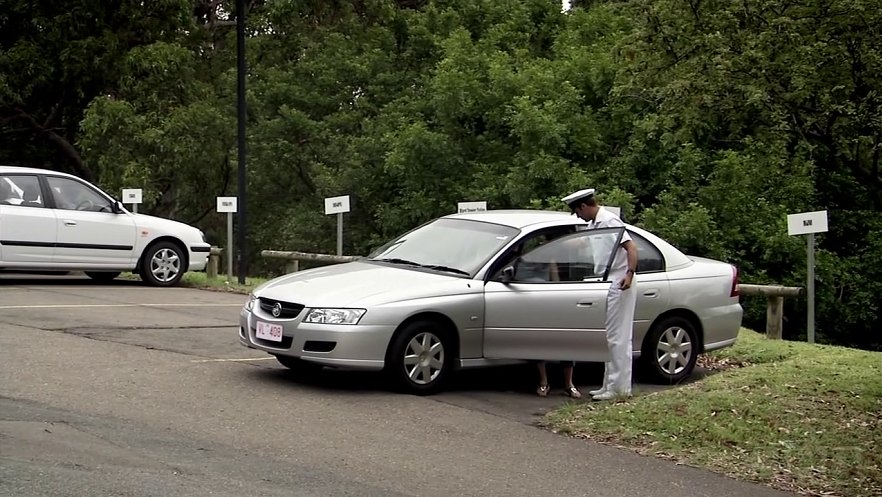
[76,199,94,211]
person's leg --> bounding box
[536,361,549,396]
[562,362,581,398]
[595,286,636,399]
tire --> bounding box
[640,315,699,384]
[275,355,322,374]
[85,271,121,283]
[385,320,455,395]
[139,241,186,287]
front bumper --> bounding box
[238,307,392,370]
[188,243,211,271]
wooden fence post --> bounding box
[207,247,223,279]
[285,260,299,273]
[738,284,803,339]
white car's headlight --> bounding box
[245,294,257,311]
[303,308,366,325]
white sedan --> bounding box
[0,166,210,286]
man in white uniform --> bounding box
[562,188,638,400]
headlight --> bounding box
[303,308,366,325]
[245,294,257,311]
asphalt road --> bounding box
[0,274,793,497]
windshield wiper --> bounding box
[373,258,422,266]
[419,264,470,276]
[374,258,469,276]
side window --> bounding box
[1,175,42,207]
[46,177,112,212]
[511,228,623,283]
[491,227,575,282]
[629,231,665,273]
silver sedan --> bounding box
[239,210,742,394]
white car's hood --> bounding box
[255,261,467,307]
[132,213,204,243]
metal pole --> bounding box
[227,212,234,281]
[132,204,138,214]
[337,212,343,256]
[236,0,247,285]
[807,232,815,343]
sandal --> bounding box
[536,384,550,397]
[564,385,582,399]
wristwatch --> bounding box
[626,268,636,275]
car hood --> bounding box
[132,213,203,241]
[255,261,470,307]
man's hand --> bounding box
[620,273,633,290]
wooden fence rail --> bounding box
[260,250,361,274]
[738,284,804,339]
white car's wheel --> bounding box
[139,241,185,287]
[640,316,699,384]
[386,320,454,395]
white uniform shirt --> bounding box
[587,207,632,282]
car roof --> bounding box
[443,209,578,229]
[445,209,692,269]
[0,165,80,180]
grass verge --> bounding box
[544,330,882,496]
[178,272,268,294]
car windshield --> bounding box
[368,218,520,276]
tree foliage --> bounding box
[1,0,879,349]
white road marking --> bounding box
[0,303,243,309]
[191,357,276,363]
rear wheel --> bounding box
[85,271,120,283]
[640,316,699,384]
[386,320,454,395]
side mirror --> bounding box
[112,201,123,214]
[501,265,515,284]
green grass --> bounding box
[544,330,882,496]
[178,272,269,294]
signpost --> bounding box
[787,210,828,343]
[457,201,487,214]
[122,189,142,214]
[324,195,350,256]
[217,197,238,281]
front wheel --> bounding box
[386,320,454,395]
[139,241,185,287]
[639,316,699,384]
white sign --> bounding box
[216,196,238,213]
[324,195,351,215]
[787,210,828,236]
[458,201,487,213]
[122,188,142,204]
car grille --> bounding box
[258,298,304,319]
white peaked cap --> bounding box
[561,188,595,206]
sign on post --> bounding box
[787,210,828,344]
[324,195,351,256]
[217,197,238,281]
[457,201,487,213]
[122,189,142,214]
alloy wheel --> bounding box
[402,331,445,385]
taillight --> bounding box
[730,265,740,297]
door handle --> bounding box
[643,290,659,298]
[577,299,596,307]
[63,220,77,227]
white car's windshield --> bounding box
[368,218,520,276]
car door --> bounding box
[45,176,137,267]
[482,227,625,362]
[0,174,57,265]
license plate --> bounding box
[255,321,284,342]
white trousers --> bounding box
[601,283,637,395]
